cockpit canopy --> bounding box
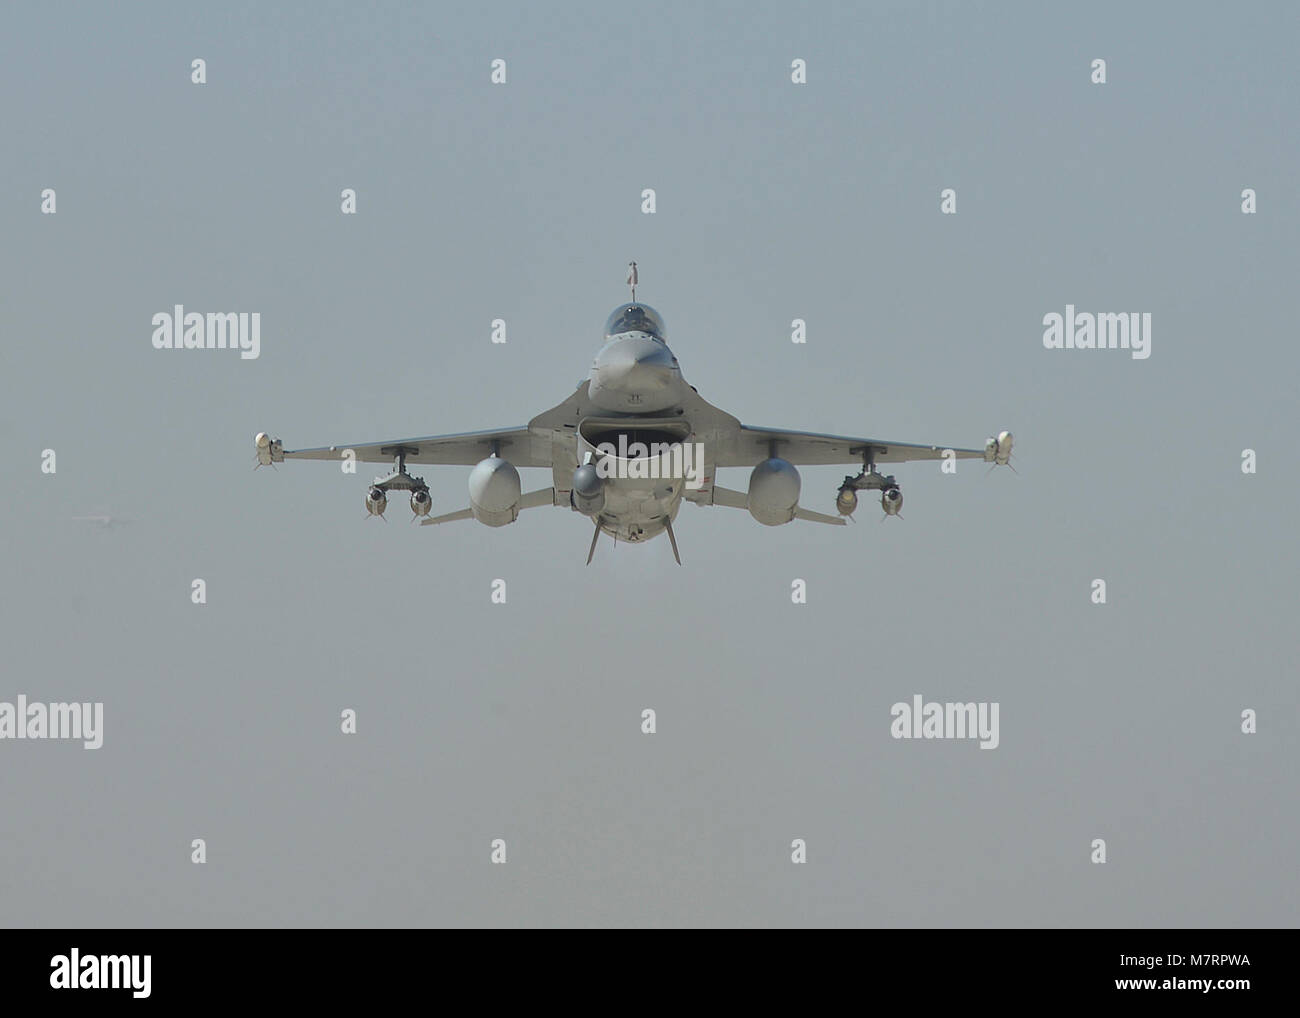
[604,303,666,342]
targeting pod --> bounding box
[571,462,606,516]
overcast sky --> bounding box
[1,0,1296,926]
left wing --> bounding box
[713,425,996,468]
[256,426,552,468]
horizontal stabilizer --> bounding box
[708,486,749,510]
[420,507,473,526]
[420,487,556,527]
[793,505,847,526]
[698,485,845,525]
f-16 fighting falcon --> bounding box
[255,266,1013,564]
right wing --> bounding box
[256,427,552,469]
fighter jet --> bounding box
[255,269,1012,563]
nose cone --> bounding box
[595,336,675,381]
[590,336,682,411]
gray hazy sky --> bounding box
[2,1,1296,927]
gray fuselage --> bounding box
[580,304,696,544]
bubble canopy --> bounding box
[604,303,667,342]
